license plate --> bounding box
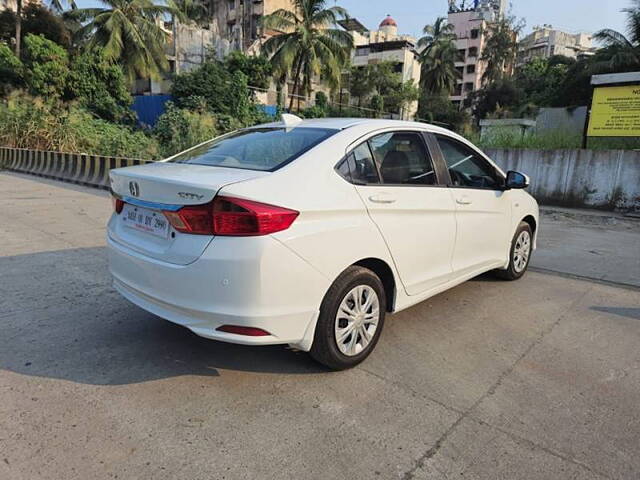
[122,204,170,239]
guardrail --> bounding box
[0,148,152,190]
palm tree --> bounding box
[594,0,640,71]
[67,0,177,82]
[420,40,460,95]
[417,17,455,61]
[481,17,520,83]
[261,0,353,111]
[168,0,207,25]
[417,18,458,95]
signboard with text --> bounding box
[587,85,640,137]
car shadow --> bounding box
[590,306,640,321]
[0,246,328,386]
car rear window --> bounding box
[167,127,338,172]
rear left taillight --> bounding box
[163,196,299,236]
[112,196,124,214]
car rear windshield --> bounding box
[167,127,338,172]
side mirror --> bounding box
[505,171,530,190]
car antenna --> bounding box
[281,113,303,131]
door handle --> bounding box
[456,196,472,205]
[369,194,396,204]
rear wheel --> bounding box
[310,266,386,370]
[495,221,533,281]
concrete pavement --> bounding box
[1,172,639,480]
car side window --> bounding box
[436,135,501,190]
[368,132,437,186]
[338,142,381,185]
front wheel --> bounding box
[494,222,533,281]
[310,266,386,370]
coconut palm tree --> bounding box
[594,0,640,71]
[261,0,353,111]
[168,0,208,25]
[420,40,460,95]
[417,18,459,95]
[481,16,521,83]
[417,17,455,60]
[66,0,177,82]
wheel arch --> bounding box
[522,214,537,235]
[353,258,396,312]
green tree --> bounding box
[514,56,572,107]
[223,51,273,90]
[67,0,176,82]
[154,102,219,157]
[261,0,353,111]
[23,34,69,98]
[418,17,459,95]
[386,80,420,118]
[481,16,522,83]
[168,0,207,25]
[593,0,640,71]
[418,93,469,132]
[465,77,522,120]
[0,4,71,48]
[0,43,24,94]
[349,65,374,107]
[66,50,133,122]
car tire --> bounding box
[310,266,386,370]
[494,221,533,281]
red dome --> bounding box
[379,15,397,27]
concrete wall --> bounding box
[486,148,640,211]
[2,147,639,212]
[535,107,588,135]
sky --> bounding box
[74,0,631,39]
[337,0,629,38]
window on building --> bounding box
[470,29,479,39]
[456,66,464,76]
[466,64,476,74]
[457,49,466,61]
[453,83,462,96]
[228,0,235,10]
[468,47,478,57]
[464,82,474,92]
[356,47,370,57]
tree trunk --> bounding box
[15,0,22,57]
[289,55,303,112]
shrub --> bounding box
[0,92,159,159]
[154,103,219,158]
[23,34,68,98]
[0,43,24,94]
[66,50,134,123]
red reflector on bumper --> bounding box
[216,325,271,337]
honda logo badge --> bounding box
[129,181,140,197]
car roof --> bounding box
[252,117,454,135]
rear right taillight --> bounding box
[163,196,299,236]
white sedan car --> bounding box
[108,117,538,370]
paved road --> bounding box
[1,172,639,480]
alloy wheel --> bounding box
[334,285,380,357]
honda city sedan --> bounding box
[107,116,538,370]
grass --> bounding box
[466,128,640,151]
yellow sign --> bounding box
[587,85,640,137]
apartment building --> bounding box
[518,25,594,66]
[207,0,296,52]
[447,0,508,108]
[343,16,422,118]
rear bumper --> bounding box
[107,233,329,350]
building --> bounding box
[1,0,41,12]
[447,0,509,108]
[342,16,422,119]
[206,0,296,53]
[518,26,594,66]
